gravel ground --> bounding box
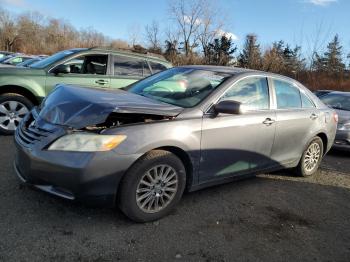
[0,136,349,262]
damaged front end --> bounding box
[38,84,183,132]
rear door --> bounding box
[110,55,151,89]
[270,78,319,164]
[46,54,110,94]
[199,76,276,182]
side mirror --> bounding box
[214,100,242,115]
[52,64,70,75]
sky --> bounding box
[1,0,349,56]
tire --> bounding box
[118,150,186,222]
[294,136,324,177]
[0,93,34,135]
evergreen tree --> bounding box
[207,35,237,66]
[238,34,262,69]
[314,34,345,74]
[283,45,305,75]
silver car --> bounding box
[14,66,337,222]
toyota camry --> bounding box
[14,66,337,222]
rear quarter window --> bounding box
[149,61,168,74]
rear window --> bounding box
[274,79,301,109]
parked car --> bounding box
[0,53,18,63]
[314,90,334,98]
[319,91,350,149]
[0,51,14,59]
[0,55,34,67]
[0,47,171,134]
[14,66,337,222]
[16,57,43,67]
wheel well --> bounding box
[0,85,40,105]
[155,146,194,190]
[316,133,328,154]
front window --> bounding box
[60,55,108,75]
[220,77,270,110]
[128,67,231,108]
[30,49,87,69]
[320,93,350,111]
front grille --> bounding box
[16,113,52,145]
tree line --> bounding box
[1,0,349,91]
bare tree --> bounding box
[163,26,181,63]
[145,20,162,53]
[128,24,141,47]
[0,8,19,51]
[169,0,206,56]
[196,3,224,62]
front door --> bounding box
[45,54,110,94]
[199,76,276,182]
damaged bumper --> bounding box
[14,110,140,207]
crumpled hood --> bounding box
[39,84,183,129]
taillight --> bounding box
[333,112,338,123]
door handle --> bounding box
[95,79,109,85]
[262,118,275,126]
[310,113,318,120]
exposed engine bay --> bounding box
[83,113,174,132]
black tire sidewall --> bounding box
[0,93,34,135]
[119,151,186,222]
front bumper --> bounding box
[14,110,140,207]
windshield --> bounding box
[30,49,86,69]
[128,67,231,108]
[320,93,350,111]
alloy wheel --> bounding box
[136,164,178,213]
[0,101,29,131]
[303,142,321,172]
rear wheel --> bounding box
[0,93,33,135]
[118,150,186,222]
[295,136,323,177]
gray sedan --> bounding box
[14,66,337,222]
[319,91,350,150]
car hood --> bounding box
[335,109,350,124]
[39,84,183,129]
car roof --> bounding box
[178,65,297,81]
[88,47,169,64]
[324,91,350,96]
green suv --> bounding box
[0,48,171,134]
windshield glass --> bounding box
[30,49,86,69]
[320,93,350,111]
[128,67,231,108]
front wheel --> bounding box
[0,93,33,135]
[118,150,186,222]
[295,136,324,177]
